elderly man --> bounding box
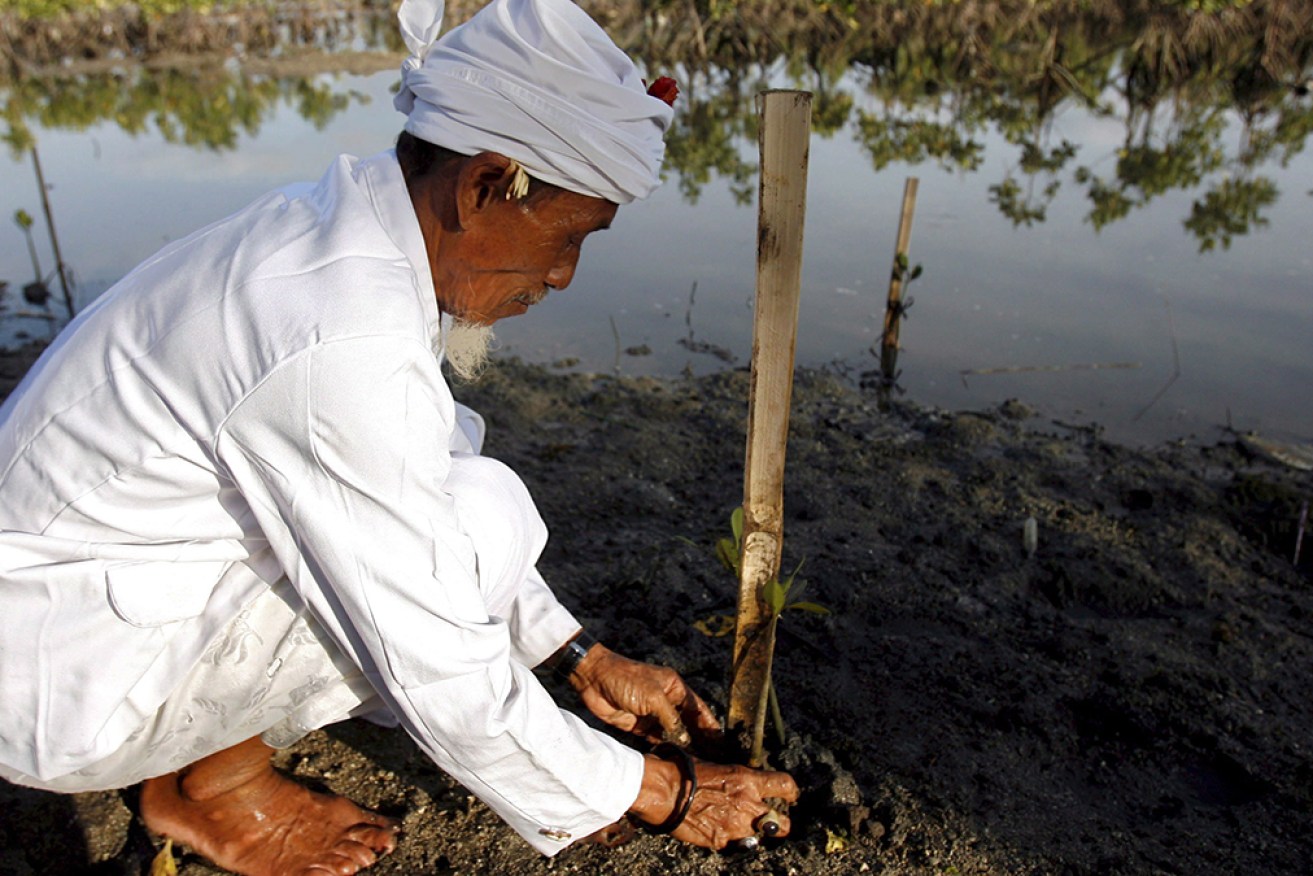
[0,0,797,873]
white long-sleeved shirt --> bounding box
[0,150,643,853]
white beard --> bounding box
[443,320,496,383]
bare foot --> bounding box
[139,737,399,876]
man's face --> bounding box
[434,189,618,325]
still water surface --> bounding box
[1,60,1309,448]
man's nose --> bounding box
[545,253,579,290]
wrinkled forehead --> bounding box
[524,187,619,233]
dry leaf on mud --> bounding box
[150,839,177,876]
[693,614,735,637]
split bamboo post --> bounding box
[880,177,919,383]
[728,90,812,767]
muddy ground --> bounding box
[2,342,1311,875]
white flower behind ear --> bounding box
[506,161,531,200]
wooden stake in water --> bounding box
[880,177,919,384]
[31,145,74,319]
[728,90,811,767]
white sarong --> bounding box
[0,576,376,793]
[0,450,552,794]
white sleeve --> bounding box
[215,336,642,854]
[506,567,581,669]
[449,400,486,454]
[444,399,580,668]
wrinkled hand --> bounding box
[633,757,799,850]
[674,761,798,849]
[571,644,722,749]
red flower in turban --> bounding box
[646,76,679,106]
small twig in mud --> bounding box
[608,314,621,376]
[684,280,697,345]
[677,280,736,363]
[1133,299,1181,421]
[1295,500,1308,566]
[678,336,737,363]
[959,361,1140,387]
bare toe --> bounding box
[344,823,399,853]
[333,838,381,869]
[300,849,372,875]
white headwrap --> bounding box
[395,0,674,205]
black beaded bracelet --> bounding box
[647,742,698,835]
[550,631,597,680]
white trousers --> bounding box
[0,577,379,793]
[1,452,550,795]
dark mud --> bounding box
[2,344,1311,874]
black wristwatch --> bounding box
[546,631,597,679]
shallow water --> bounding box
[1,56,1309,447]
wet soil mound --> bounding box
[2,349,1310,874]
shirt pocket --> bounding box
[106,559,231,627]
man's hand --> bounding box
[629,754,799,849]
[569,643,722,750]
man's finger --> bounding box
[658,712,692,747]
[681,688,723,735]
[759,770,800,802]
[641,680,691,746]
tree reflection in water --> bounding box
[2,0,1310,252]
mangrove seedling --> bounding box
[709,507,827,757]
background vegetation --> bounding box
[1,0,1310,251]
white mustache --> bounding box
[514,288,549,307]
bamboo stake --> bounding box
[880,177,918,383]
[31,145,74,319]
[728,90,811,767]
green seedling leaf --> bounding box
[909,264,923,281]
[780,558,805,590]
[14,209,34,231]
[784,571,809,600]
[762,576,787,616]
[778,568,831,615]
[730,506,743,543]
[715,537,739,572]
[895,251,909,271]
[674,535,701,551]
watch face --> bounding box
[560,641,589,674]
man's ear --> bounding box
[454,152,517,227]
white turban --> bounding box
[395,0,674,205]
